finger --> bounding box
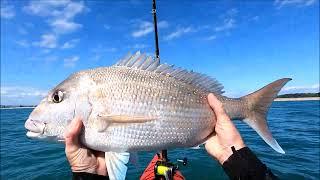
[92,151,107,176]
[204,135,218,153]
[205,133,218,146]
[65,117,83,149]
[94,151,105,159]
[207,93,229,121]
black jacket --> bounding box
[222,147,277,180]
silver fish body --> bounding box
[81,66,215,152]
[25,52,291,154]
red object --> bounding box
[140,154,185,180]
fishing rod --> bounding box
[152,0,161,62]
[152,0,167,162]
[148,1,188,179]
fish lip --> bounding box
[25,119,45,137]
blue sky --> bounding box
[1,0,319,105]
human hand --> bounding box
[205,93,246,164]
[64,117,107,176]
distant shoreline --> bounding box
[0,106,35,110]
[1,97,319,109]
[274,97,320,101]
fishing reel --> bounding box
[154,157,188,180]
[154,160,177,180]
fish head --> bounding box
[25,72,93,141]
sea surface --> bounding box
[1,101,319,179]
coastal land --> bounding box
[0,105,36,109]
[274,97,320,101]
[275,92,320,101]
[0,106,36,109]
[1,93,319,109]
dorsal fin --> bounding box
[113,52,224,94]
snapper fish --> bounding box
[25,52,291,179]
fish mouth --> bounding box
[25,119,45,138]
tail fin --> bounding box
[242,78,291,154]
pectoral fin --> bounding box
[95,114,156,132]
[105,152,130,180]
[98,114,157,123]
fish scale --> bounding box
[83,67,214,152]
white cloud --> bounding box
[223,84,320,98]
[1,86,47,98]
[215,18,236,32]
[132,43,149,49]
[64,56,79,67]
[1,86,48,105]
[90,45,117,61]
[44,56,58,63]
[105,47,117,52]
[305,0,318,5]
[274,0,317,8]
[33,34,58,49]
[92,45,117,53]
[225,8,238,17]
[24,0,86,50]
[104,24,111,30]
[50,19,82,34]
[63,1,86,19]
[164,27,195,41]
[61,38,80,49]
[15,40,30,47]
[212,8,238,35]
[204,35,217,41]
[91,54,102,61]
[18,27,28,35]
[132,20,168,38]
[251,16,259,21]
[26,54,58,63]
[280,84,320,94]
[23,0,86,19]
[24,22,35,28]
[41,49,51,54]
[1,3,15,19]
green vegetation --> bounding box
[278,92,320,98]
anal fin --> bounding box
[105,152,130,180]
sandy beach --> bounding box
[274,97,320,101]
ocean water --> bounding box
[0,101,319,179]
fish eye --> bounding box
[52,91,64,103]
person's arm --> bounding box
[64,117,109,180]
[222,146,277,180]
[205,93,277,180]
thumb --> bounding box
[207,93,229,121]
[65,117,83,151]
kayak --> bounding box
[140,154,185,180]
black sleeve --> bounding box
[72,172,109,180]
[222,147,278,180]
